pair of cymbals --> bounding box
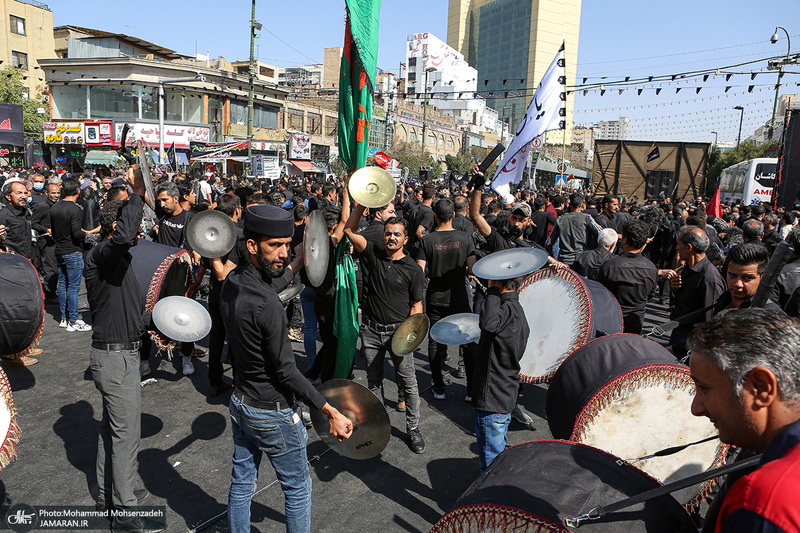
[430,313,481,346]
[471,248,548,280]
[304,210,330,287]
[349,166,397,208]
[391,314,429,355]
[278,282,305,303]
[152,296,212,343]
[186,210,238,259]
[310,379,391,460]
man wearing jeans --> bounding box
[471,275,529,472]
[220,205,351,533]
[344,201,426,454]
[84,169,164,533]
[50,177,91,332]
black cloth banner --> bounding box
[647,146,660,162]
[0,104,24,147]
[25,140,51,169]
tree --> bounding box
[387,140,442,181]
[706,139,779,190]
[0,66,50,140]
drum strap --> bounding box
[563,453,762,528]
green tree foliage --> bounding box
[444,145,497,179]
[387,140,442,181]
[0,66,50,139]
[707,140,779,187]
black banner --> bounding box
[189,141,249,158]
[25,140,51,169]
[0,103,24,147]
[167,142,177,172]
[647,146,660,162]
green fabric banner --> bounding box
[338,0,381,172]
[333,239,359,379]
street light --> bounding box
[247,0,259,168]
[733,106,744,147]
[769,26,791,140]
[710,131,718,148]
[421,66,436,153]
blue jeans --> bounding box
[57,251,84,323]
[474,409,511,472]
[299,286,318,370]
[228,394,311,533]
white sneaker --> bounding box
[182,356,195,376]
[59,318,67,328]
[66,320,92,332]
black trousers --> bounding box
[39,240,58,294]
[427,304,471,392]
[207,299,226,386]
[307,296,337,382]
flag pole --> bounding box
[560,40,567,193]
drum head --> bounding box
[129,239,192,312]
[547,335,727,509]
[432,440,696,533]
[517,267,593,383]
[582,277,623,337]
[0,367,20,470]
[0,254,44,358]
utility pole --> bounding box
[421,67,435,153]
[769,26,792,141]
[247,0,257,170]
[734,106,744,147]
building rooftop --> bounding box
[54,25,189,60]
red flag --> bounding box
[706,186,722,218]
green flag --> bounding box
[333,239,359,379]
[338,0,381,172]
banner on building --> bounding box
[43,122,85,145]
[25,140,51,169]
[0,104,24,147]
[289,133,312,159]
[189,141,249,159]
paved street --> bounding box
[0,288,672,533]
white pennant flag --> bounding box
[491,43,565,197]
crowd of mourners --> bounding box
[2,161,800,533]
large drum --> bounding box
[546,334,727,509]
[430,440,696,533]
[128,239,192,313]
[517,267,622,383]
[0,367,20,470]
[0,254,44,359]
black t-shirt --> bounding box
[359,241,424,324]
[418,229,475,307]
[202,226,246,304]
[407,204,435,246]
[50,200,86,255]
[155,209,194,250]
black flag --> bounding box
[647,146,660,162]
[167,142,177,173]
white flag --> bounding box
[491,43,565,196]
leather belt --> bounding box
[233,387,286,411]
[363,317,402,333]
[92,341,142,351]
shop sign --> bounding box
[114,122,210,149]
[43,122,85,145]
[85,121,114,146]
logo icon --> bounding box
[6,504,37,532]
[0,119,11,130]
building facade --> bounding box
[447,0,581,140]
[1,0,56,96]
[592,117,629,140]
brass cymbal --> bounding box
[349,166,397,208]
[472,248,548,281]
[310,379,391,460]
[391,314,429,355]
[430,313,481,345]
[152,296,212,343]
[304,210,330,287]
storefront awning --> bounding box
[85,150,124,166]
[288,159,325,173]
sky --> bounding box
[48,0,798,144]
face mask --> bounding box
[33,182,44,191]
[26,195,33,204]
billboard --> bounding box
[289,133,311,159]
[592,140,710,200]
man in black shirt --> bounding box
[573,227,617,281]
[30,182,60,297]
[84,169,164,533]
[358,202,396,248]
[0,180,33,259]
[452,195,476,236]
[51,177,92,332]
[668,226,725,356]
[418,199,476,400]
[598,220,659,334]
[529,196,558,247]
[344,203,426,454]
[594,195,620,235]
[406,185,436,256]
[220,204,351,533]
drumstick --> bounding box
[622,434,719,463]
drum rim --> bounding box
[0,368,20,470]
[0,254,44,360]
[569,364,729,510]
[144,249,192,313]
[431,504,564,533]
[518,266,593,383]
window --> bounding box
[439,136,444,146]
[428,134,435,145]
[12,51,27,70]
[409,131,416,141]
[447,139,453,148]
[408,57,417,67]
[10,15,25,36]
[408,72,416,82]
